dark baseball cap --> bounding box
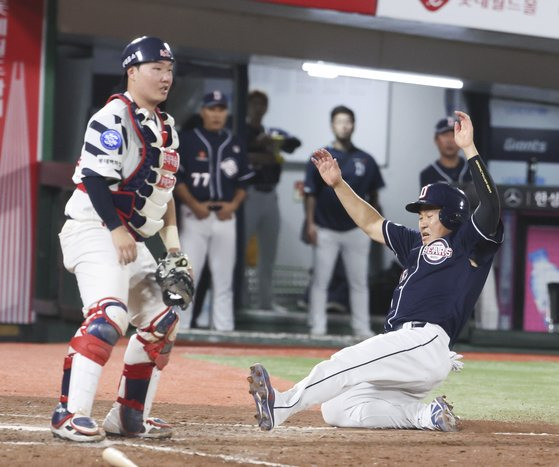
[435,117,456,135]
[202,90,228,108]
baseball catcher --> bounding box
[50,36,193,443]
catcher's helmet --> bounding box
[405,182,469,230]
[121,36,174,69]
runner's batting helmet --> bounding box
[121,36,174,69]
[405,182,470,230]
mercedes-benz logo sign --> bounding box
[503,188,522,208]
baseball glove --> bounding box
[155,252,195,309]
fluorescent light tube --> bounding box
[302,62,463,89]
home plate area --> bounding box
[1,397,558,466]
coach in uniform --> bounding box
[248,111,503,432]
[50,37,194,442]
[303,105,384,337]
[175,91,253,331]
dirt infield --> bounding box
[1,342,558,466]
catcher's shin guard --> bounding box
[138,306,179,370]
[51,298,127,441]
[57,298,128,417]
[103,364,170,438]
[104,307,178,437]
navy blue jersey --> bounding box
[382,216,503,347]
[420,158,472,187]
[177,127,253,202]
[304,146,385,231]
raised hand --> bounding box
[311,148,342,187]
[453,111,478,158]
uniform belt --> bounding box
[393,321,428,331]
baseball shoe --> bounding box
[247,363,275,431]
[102,404,173,439]
[430,396,460,432]
[50,403,105,442]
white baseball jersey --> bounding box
[65,92,178,239]
[65,92,145,222]
[60,92,179,313]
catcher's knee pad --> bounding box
[70,298,128,366]
[116,362,157,434]
[137,307,179,370]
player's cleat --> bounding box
[50,403,106,442]
[102,405,173,439]
[429,396,460,432]
[247,363,275,431]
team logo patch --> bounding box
[100,129,122,151]
[197,150,208,161]
[220,158,239,177]
[354,159,365,176]
[422,238,453,265]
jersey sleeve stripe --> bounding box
[89,119,108,134]
[82,167,103,177]
[85,142,108,157]
[111,115,127,152]
[121,125,128,150]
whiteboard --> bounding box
[248,57,390,166]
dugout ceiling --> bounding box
[57,0,559,99]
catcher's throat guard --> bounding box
[155,252,194,309]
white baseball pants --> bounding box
[178,206,236,331]
[59,219,167,327]
[309,226,372,336]
[272,323,452,430]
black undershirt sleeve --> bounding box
[81,176,122,231]
[468,155,500,236]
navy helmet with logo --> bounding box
[121,36,174,69]
[405,182,470,230]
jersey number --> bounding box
[191,172,210,187]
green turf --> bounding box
[185,353,559,424]
[186,354,323,382]
[430,361,559,423]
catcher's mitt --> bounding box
[155,252,195,309]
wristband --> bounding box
[159,225,181,251]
